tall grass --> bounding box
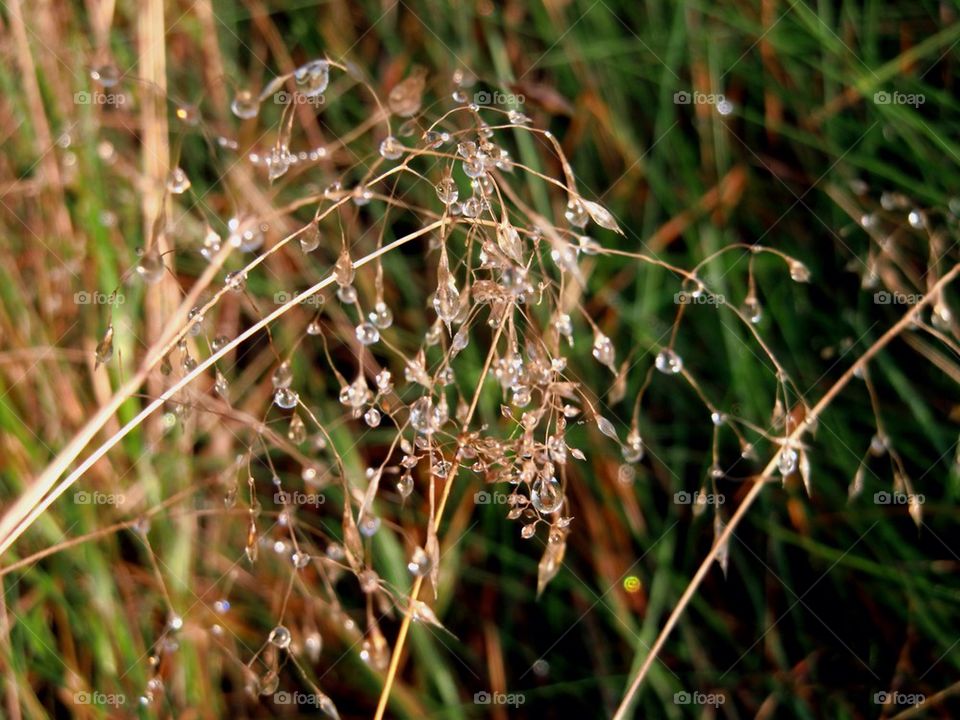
[1,1,960,718]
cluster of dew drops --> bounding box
[89,53,714,712]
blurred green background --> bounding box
[1,1,960,718]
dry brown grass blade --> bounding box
[612,262,960,719]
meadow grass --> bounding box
[1,1,960,718]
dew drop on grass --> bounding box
[592,331,616,370]
[166,167,191,194]
[396,472,413,498]
[273,387,299,409]
[291,550,310,569]
[224,270,246,293]
[531,476,563,514]
[230,89,260,119]
[359,515,381,537]
[201,228,222,261]
[521,523,536,539]
[433,250,460,327]
[91,64,120,87]
[622,430,644,463]
[407,546,431,576]
[655,348,683,375]
[294,59,330,98]
[364,408,381,427]
[355,322,380,345]
[305,631,322,662]
[789,260,810,282]
[272,361,293,389]
[287,413,306,443]
[268,625,291,649]
[378,135,404,160]
[564,198,589,228]
[259,670,279,695]
[334,248,355,286]
[136,248,165,284]
[436,176,459,205]
[778,446,798,475]
[300,221,321,253]
[743,296,762,324]
[370,302,393,329]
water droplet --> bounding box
[288,413,306,443]
[305,631,322,662]
[407,546,431,576]
[166,167,191,194]
[291,550,311,569]
[268,625,291,649]
[136,248,165,284]
[531,476,563,514]
[273,387,299,409]
[789,260,810,282]
[355,322,380,345]
[908,209,926,229]
[410,396,446,435]
[397,472,413,498]
[272,362,293,389]
[370,301,393,329]
[743,296,762,324]
[378,135,404,160]
[778,446,798,475]
[521,523,537,539]
[334,248,355,286]
[564,198,589,228]
[223,270,246,293]
[91,64,120,87]
[462,157,486,179]
[214,371,229,397]
[230,89,260,119]
[436,176,459,205]
[300,222,321,253]
[364,408,381,427]
[592,331,616,370]
[655,348,683,375]
[294,59,330,98]
[359,515,381,537]
[622,430,644,462]
[201,228,222,261]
